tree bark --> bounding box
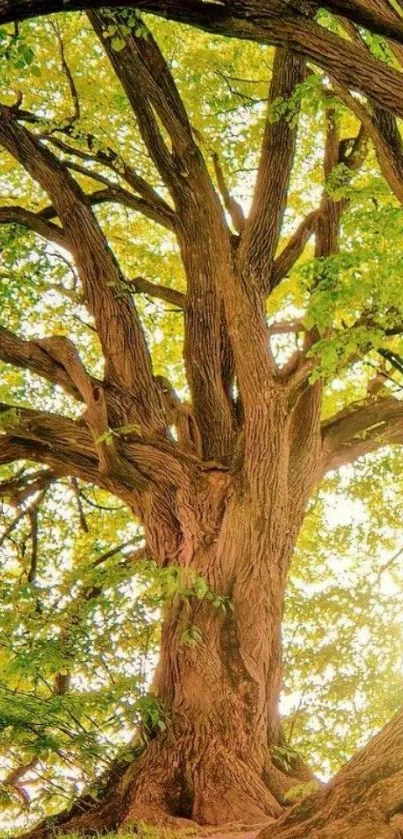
[262,710,403,838]
[117,451,308,827]
[19,417,317,836]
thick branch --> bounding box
[0,205,67,247]
[240,48,305,293]
[148,5,403,120]
[2,2,403,123]
[326,0,403,42]
[0,106,164,427]
[0,412,151,521]
[0,325,90,399]
[0,429,102,491]
[88,11,180,192]
[322,395,403,471]
[89,10,235,460]
[0,401,199,519]
[5,0,403,57]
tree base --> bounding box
[17,736,286,838]
[19,711,403,839]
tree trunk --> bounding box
[118,485,304,830]
[17,401,403,839]
[21,470,314,837]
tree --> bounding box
[1,1,403,836]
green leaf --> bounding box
[111,37,126,51]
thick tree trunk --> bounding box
[21,479,313,837]
[17,415,403,839]
[118,487,304,829]
[17,379,328,839]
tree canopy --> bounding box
[1,2,403,835]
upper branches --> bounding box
[130,3,403,120]
[3,0,403,485]
[0,105,164,430]
[4,0,403,56]
[239,48,305,293]
[88,10,236,460]
[87,10,198,199]
[3,0,403,124]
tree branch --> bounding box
[336,84,403,207]
[322,395,403,471]
[35,182,176,233]
[284,109,364,489]
[272,210,318,286]
[88,11,179,192]
[4,0,403,57]
[0,488,44,551]
[240,48,305,293]
[0,399,204,524]
[89,10,235,461]
[0,205,67,247]
[296,114,367,367]
[41,133,177,228]
[0,325,91,400]
[0,468,56,506]
[0,403,150,507]
[81,2,403,121]
[212,152,245,233]
[0,430,101,491]
[272,112,367,288]
[78,185,176,232]
[0,105,164,428]
[0,325,163,444]
[51,19,80,126]
[2,1,403,120]
[126,276,185,309]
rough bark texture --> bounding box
[18,438,320,837]
[262,710,403,838]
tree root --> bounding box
[258,711,403,838]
